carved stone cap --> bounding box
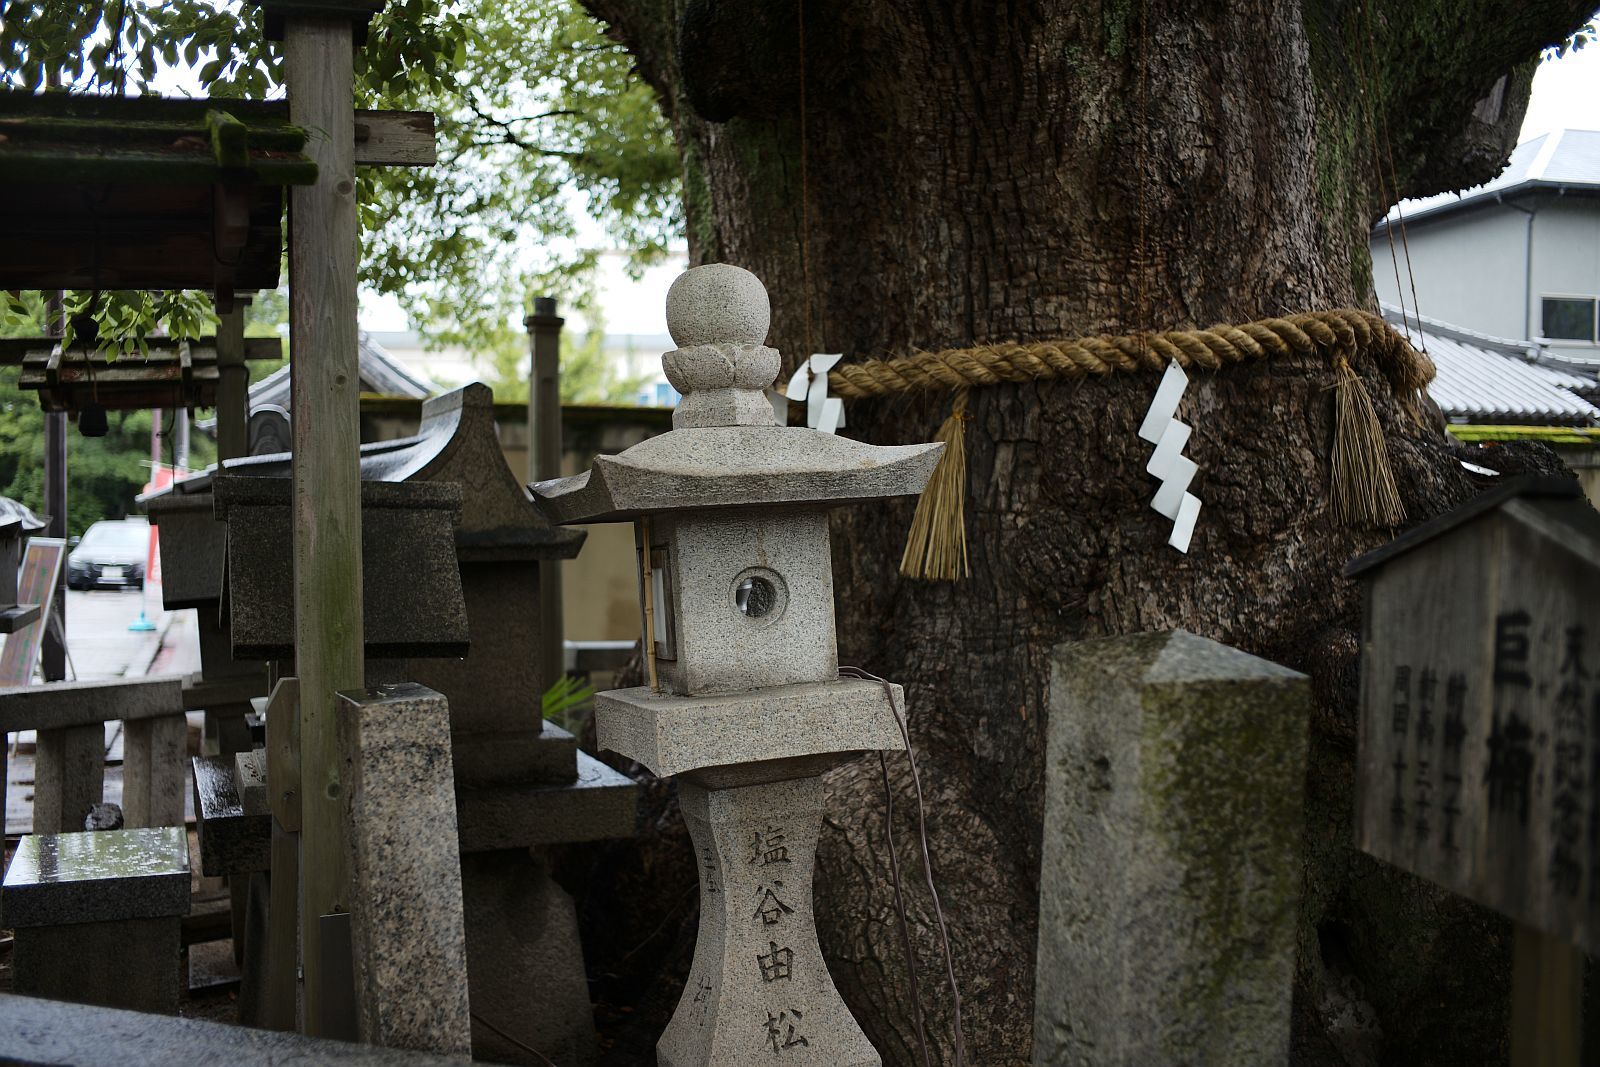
[663,264,779,429]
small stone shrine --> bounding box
[145,478,267,759]
[215,383,637,1064]
[531,264,942,1066]
[1346,474,1600,1063]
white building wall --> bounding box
[1371,206,1528,340]
[1529,198,1600,361]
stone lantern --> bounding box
[531,264,941,1065]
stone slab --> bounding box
[192,755,271,877]
[446,720,579,788]
[234,748,268,815]
[595,678,906,779]
[337,682,472,1055]
[1,825,191,927]
[182,673,267,711]
[213,476,469,661]
[0,675,183,733]
[14,916,182,1014]
[1034,630,1309,1067]
[529,426,942,524]
[0,992,475,1064]
[456,749,638,853]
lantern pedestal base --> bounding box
[660,772,879,1067]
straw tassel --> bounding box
[900,389,970,581]
[1331,357,1405,528]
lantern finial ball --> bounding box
[666,264,771,348]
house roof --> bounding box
[1376,129,1600,229]
[248,333,436,411]
[1383,306,1600,425]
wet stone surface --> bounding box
[1,825,191,927]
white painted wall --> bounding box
[1372,194,1600,362]
[1371,205,1528,340]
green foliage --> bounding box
[1544,16,1597,59]
[0,309,217,536]
[1,0,681,364]
[541,672,594,733]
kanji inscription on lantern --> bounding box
[765,1009,810,1053]
[753,881,795,925]
[1349,477,1600,952]
[758,942,794,982]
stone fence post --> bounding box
[1034,630,1309,1066]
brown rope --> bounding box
[829,307,1433,402]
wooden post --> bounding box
[526,298,564,693]
[284,15,363,1038]
[1511,923,1583,1067]
[215,302,250,462]
[265,676,302,1031]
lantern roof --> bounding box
[529,264,942,524]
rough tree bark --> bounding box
[573,2,1597,1063]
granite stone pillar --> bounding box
[664,773,877,1066]
[1034,630,1310,1066]
[122,713,188,828]
[337,682,472,1056]
[33,723,105,833]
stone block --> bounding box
[0,992,476,1064]
[13,916,183,1014]
[337,682,472,1055]
[122,713,187,828]
[0,675,183,733]
[193,755,271,877]
[456,749,638,853]
[1034,630,1309,1067]
[650,509,838,695]
[32,724,106,834]
[214,476,469,661]
[2,825,190,927]
[596,678,905,779]
[147,491,226,609]
[235,747,269,814]
[463,849,600,1066]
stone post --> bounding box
[122,713,187,828]
[1034,630,1309,1066]
[337,682,472,1055]
[33,723,105,833]
[530,264,943,1066]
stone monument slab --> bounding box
[1035,630,1309,1066]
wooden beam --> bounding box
[215,305,250,461]
[353,110,435,167]
[285,16,363,1039]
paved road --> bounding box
[64,587,185,681]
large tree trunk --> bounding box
[575,2,1597,1063]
